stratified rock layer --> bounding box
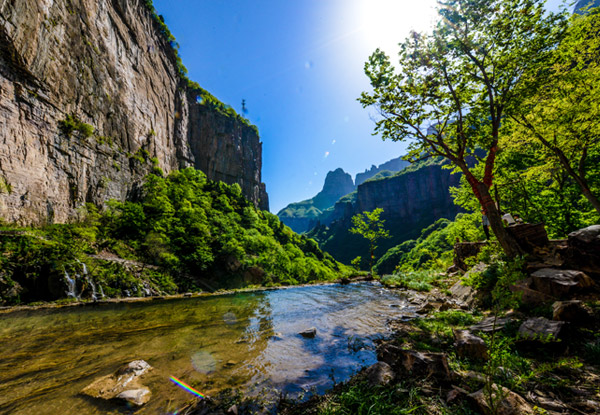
[0,0,267,225]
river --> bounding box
[0,282,414,414]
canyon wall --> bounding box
[277,168,354,233]
[306,161,463,264]
[0,0,267,225]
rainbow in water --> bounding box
[169,376,206,399]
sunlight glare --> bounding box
[356,0,438,56]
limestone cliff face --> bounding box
[355,156,409,186]
[312,168,355,210]
[277,168,354,233]
[187,95,268,210]
[0,0,267,224]
[307,161,463,264]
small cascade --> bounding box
[64,270,79,299]
[64,261,101,301]
[80,262,98,301]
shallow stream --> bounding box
[0,282,413,414]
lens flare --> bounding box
[169,376,206,399]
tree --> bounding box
[349,208,390,275]
[359,0,568,257]
[509,9,600,214]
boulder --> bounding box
[510,278,556,305]
[450,281,478,309]
[454,330,488,360]
[81,360,152,406]
[517,317,565,342]
[468,385,535,415]
[564,225,600,277]
[552,300,592,323]
[530,268,594,298]
[364,362,395,386]
[299,327,317,338]
[447,385,470,404]
[116,388,151,406]
[470,316,516,334]
[377,343,451,382]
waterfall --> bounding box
[64,269,78,299]
[65,261,102,301]
[80,262,98,301]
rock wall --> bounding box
[277,168,354,233]
[306,161,463,264]
[355,155,409,186]
[0,0,267,224]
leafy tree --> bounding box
[359,0,568,257]
[349,208,390,274]
[509,9,600,214]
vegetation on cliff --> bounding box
[0,168,347,305]
[142,0,256,132]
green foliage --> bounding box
[380,271,439,292]
[508,9,600,215]
[309,381,421,415]
[100,168,346,288]
[0,168,348,304]
[359,0,568,257]
[58,114,94,138]
[375,213,484,274]
[0,176,11,194]
[349,208,390,274]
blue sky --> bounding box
[152,0,567,213]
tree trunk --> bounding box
[476,183,523,258]
[550,148,600,215]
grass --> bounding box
[379,270,442,292]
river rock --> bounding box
[81,360,152,406]
[450,263,488,308]
[468,385,535,415]
[454,330,488,360]
[364,362,395,386]
[530,268,594,298]
[517,317,565,342]
[552,300,592,323]
[469,316,516,333]
[299,327,317,338]
[377,343,451,382]
[116,388,151,406]
[510,278,556,305]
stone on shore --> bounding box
[364,362,395,386]
[377,343,451,382]
[564,225,600,277]
[552,300,592,323]
[468,385,535,415]
[454,330,488,360]
[517,317,565,342]
[530,268,594,298]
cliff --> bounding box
[355,155,409,186]
[0,0,267,225]
[306,159,463,264]
[277,168,354,233]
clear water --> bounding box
[0,282,413,414]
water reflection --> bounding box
[0,282,409,414]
